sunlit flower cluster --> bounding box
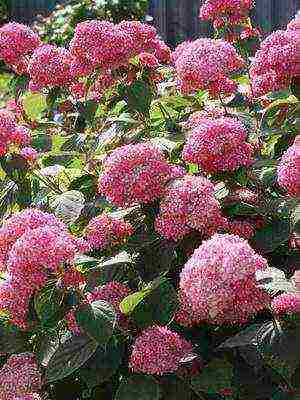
[172,38,244,96]
[84,214,133,250]
[179,234,270,325]
[155,175,227,241]
[0,109,31,156]
[0,23,41,74]
[277,139,300,197]
[250,27,299,96]
[98,143,185,207]
[0,353,42,399]
[183,117,253,173]
[271,293,300,315]
[129,325,193,375]
[0,209,86,328]
[199,0,254,22]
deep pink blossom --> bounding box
[155,175,227,241]
[129,326,193,375]
[20,147,38,163]
[199,0,254,22]
[172,38,244,96]
[84,214,133,250]
[183,117,253,173]
[179,234,270,325]
[28,44,73,88]
[0,353,42,398]
[98,143,184,207]
[250,29,299,96]
[271,293,300,315]
[277,140,300,197]
[0,23,41,73]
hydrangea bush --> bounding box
[0,2,299,399]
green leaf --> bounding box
[252,220,290,254]
[51,190,85,224]
[75,300,117,344]
[79,341,123,388]
[22,92,47,121]
[192,358,233,395]
[0,324,27,354]
[31,134,52,152]
[45,334,98,382]
[131,280,179,328]
[119,288,152,315]
[161,376,192,400]
[34,282,63,328]
[115,375,160,400]
[127,80,153,115]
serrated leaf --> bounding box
[45,334,98,382]
[75,300,116,344]
[252,220,290,254]
[115,375,160,400]
[51,190,85,224]
[22,92,47,120]
[119,288,152,315]
[127,80,153,115]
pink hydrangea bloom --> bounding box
[271,293,300,315]
[129,326,193,375]
[89,71,116,101]
[0,109,30,153]
[66,281,132,334]
[0,23,41,73]
[139,52,159,69]
[250,29,299,96]
[28,44,73,89]
[0,208,66,270]
[84,214,133,250]
[0,210,86,328]
[179,234,270,325]
[199,0,254,21]
[182,117,253,173]
[182,106,225,130]
[69,20,168,75]
[0,353,42,398]
[172,38,244,96]
[277,141,300,197]
[155,175,227,241]
[98,143,184,207]
[20,147,38,163]
[227,219,256,239]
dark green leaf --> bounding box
[131,280,178,328]
[127,80,153,115]
[75,300,117,343]
[252,220,290,254]
[79,341,123,388]
[31,134,52,152]
[0,324,27,354]
[45,334,98,382]
[34,282,63,328]
[161,376,192,400]
[192,358,233,394]
[115,375,160,400]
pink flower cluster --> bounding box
[0,109,31,156]
[69,20,170,76]
[178,234,270,326]
[28,44,73,90]
[155,175,227,241]
[277,140,300,197]
[182,117,253,174]
[271,293,300,315]
[0,209,86,328]
[199,0,254,22]
[66,281,132,334]
[0,23,41,74]
[250,27,299,97]
[227,219,256,239]
[84,214,133,250]
[129,326,193,375]
[98,143,185,207]
[182,106,225,130]
[172,38,244,96]
[0,353,42,399]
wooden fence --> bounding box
[8,0,299,45]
